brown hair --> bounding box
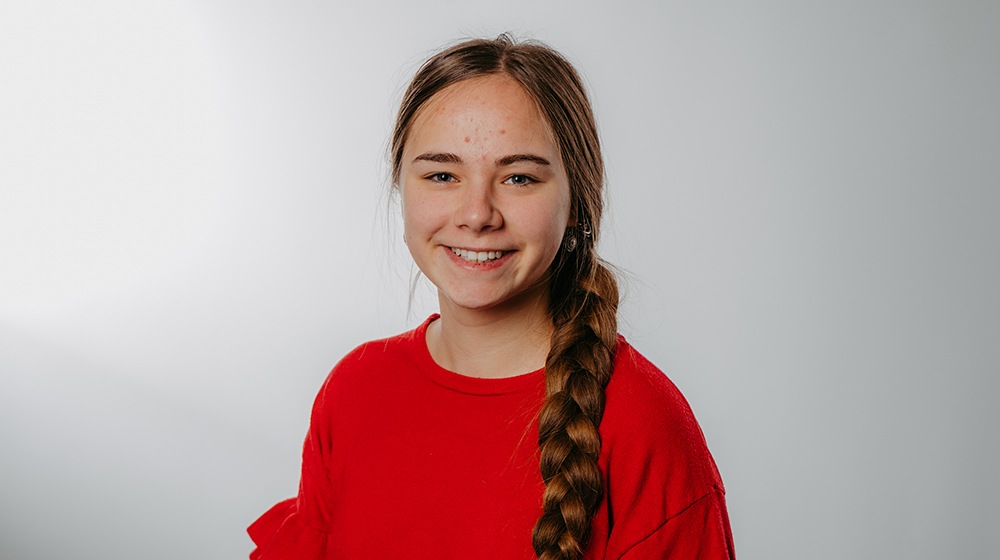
[391,35,619,560]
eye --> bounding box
[503,174,534,186]
[427,172,455,183]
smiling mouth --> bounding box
[450,247,505,263]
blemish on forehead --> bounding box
[464,137,470,143]
[499,129,506,135]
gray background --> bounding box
[1,1,997,559]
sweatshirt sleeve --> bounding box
[616,488,735,560]
[247,374,338,559]
[601,342,735,560]
[247,497,329,560]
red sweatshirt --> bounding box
[249,316,734,559]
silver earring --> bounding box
[564,229,578,252]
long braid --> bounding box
[532,238,619,559]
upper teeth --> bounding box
[452,248,503,262]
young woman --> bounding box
[249,35,734,560]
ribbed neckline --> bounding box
[409,314,545,396]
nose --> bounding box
[454,180,502,232]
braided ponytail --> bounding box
[533,240,618,559]
[390,35,617,559]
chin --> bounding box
[442,292,507,312]
[440,282,550,315]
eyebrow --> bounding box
[413,152,463,164]
[412,152,551,167]
[496,154,551,167]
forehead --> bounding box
[404,75,557,153]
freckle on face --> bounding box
[464,136,470,143]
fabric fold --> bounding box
[249,498,329,560]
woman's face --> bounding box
[399,75,573,314]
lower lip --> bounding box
[445,247,512,270]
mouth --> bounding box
[449,247,506,263]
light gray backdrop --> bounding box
[1,1,997,559]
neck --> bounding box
[426,287,554,379]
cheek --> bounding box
[546,221,568,255]
[399,183,421,231]
[519,205,570,256]
[401,186,442,237]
